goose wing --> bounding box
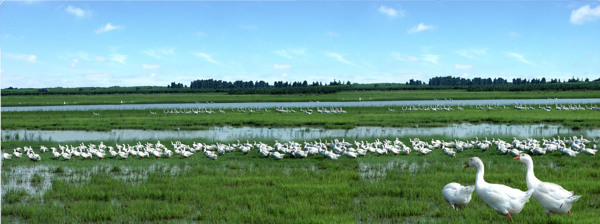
[537,182,573,201]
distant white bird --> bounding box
[204,150,218,160]
[13,149,22,158]
[269,151,284,160]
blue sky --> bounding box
[1,0,599,88]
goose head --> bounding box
[513,153,532,163]
[464,157,483,168]
[460,185,475,195]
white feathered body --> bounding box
[442,182,474,209]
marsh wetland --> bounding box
[2,91,600,223]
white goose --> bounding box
[2,152,12,160]
[514,154,581,217]
[442,182,474,210]
[465,157,534,222]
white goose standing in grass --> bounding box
[465,157,534,222]
[204,149,218,160]
[13,148,22,158]
[442,182,474,210]
[514,154,581,217]
[52,148,61,159]
[2,152,12,160]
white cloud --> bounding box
[570,5,600,25]
[325,52,351,65]
[196,31,207,37]
[391,52,420,62]
[7,54,37,63]
[150,73,157,77]
[273,64,291,70]
[142,48,175,59]
[71,58,79,67]
[241,25,258,30]
[289,48,306,56]
[506,52,534,65]
[422,54,439,64]
[406,56,420,62]
[407,23,435,34]
[378,5,402,18]
[508,31,520,37]
[95,23,122,33]
[454,64,472,70]
[142,64,160,70]
[274,48,306,59]
[274,50,292,59]
[109,54,126,64]
[281,73,288,77]
[65,5,90,18]
[455,48,487,59]
[327,31,339,37]
[193,52,220,65]
[95,56,107,62]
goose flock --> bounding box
[136,104,600,117]
[1,135,597,162]
[402,104,600,112]
[449,155,581,222]
[158,107,346,115]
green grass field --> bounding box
[2,138,599,223]
[3,90,599,223]
[3,89,600,106]
[3,106,600,131]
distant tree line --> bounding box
[426,76,592,86]
[3,76,598,96]
[168,82,186,88]
[187,79,350,89]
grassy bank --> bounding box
[3,90,600,106]
[2,106,600,131]
[2,138,599,223]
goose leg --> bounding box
[507,212,514,222]
[547,212,551,218]
[568,210,572,217]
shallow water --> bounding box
[3,98,599,112]
[0,163,189,198]
[359,160,429,183]
[3,124,599,143]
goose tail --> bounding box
[523,188,535,202]
[565,195,581,203]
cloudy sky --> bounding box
[1,1,599,88]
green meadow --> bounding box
[2,90,599,223]
[3,89,600,106]
[1,138,599,223]
[2,106,600,131]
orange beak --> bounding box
[513,155,520,160]
[464,163,470,168]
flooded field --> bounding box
[3,124,598,143]
[0,163,192,198]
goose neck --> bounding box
[524,159,540,189]
[475,164,486,186]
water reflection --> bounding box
[0,163,186,197]
[3,124,598,143]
